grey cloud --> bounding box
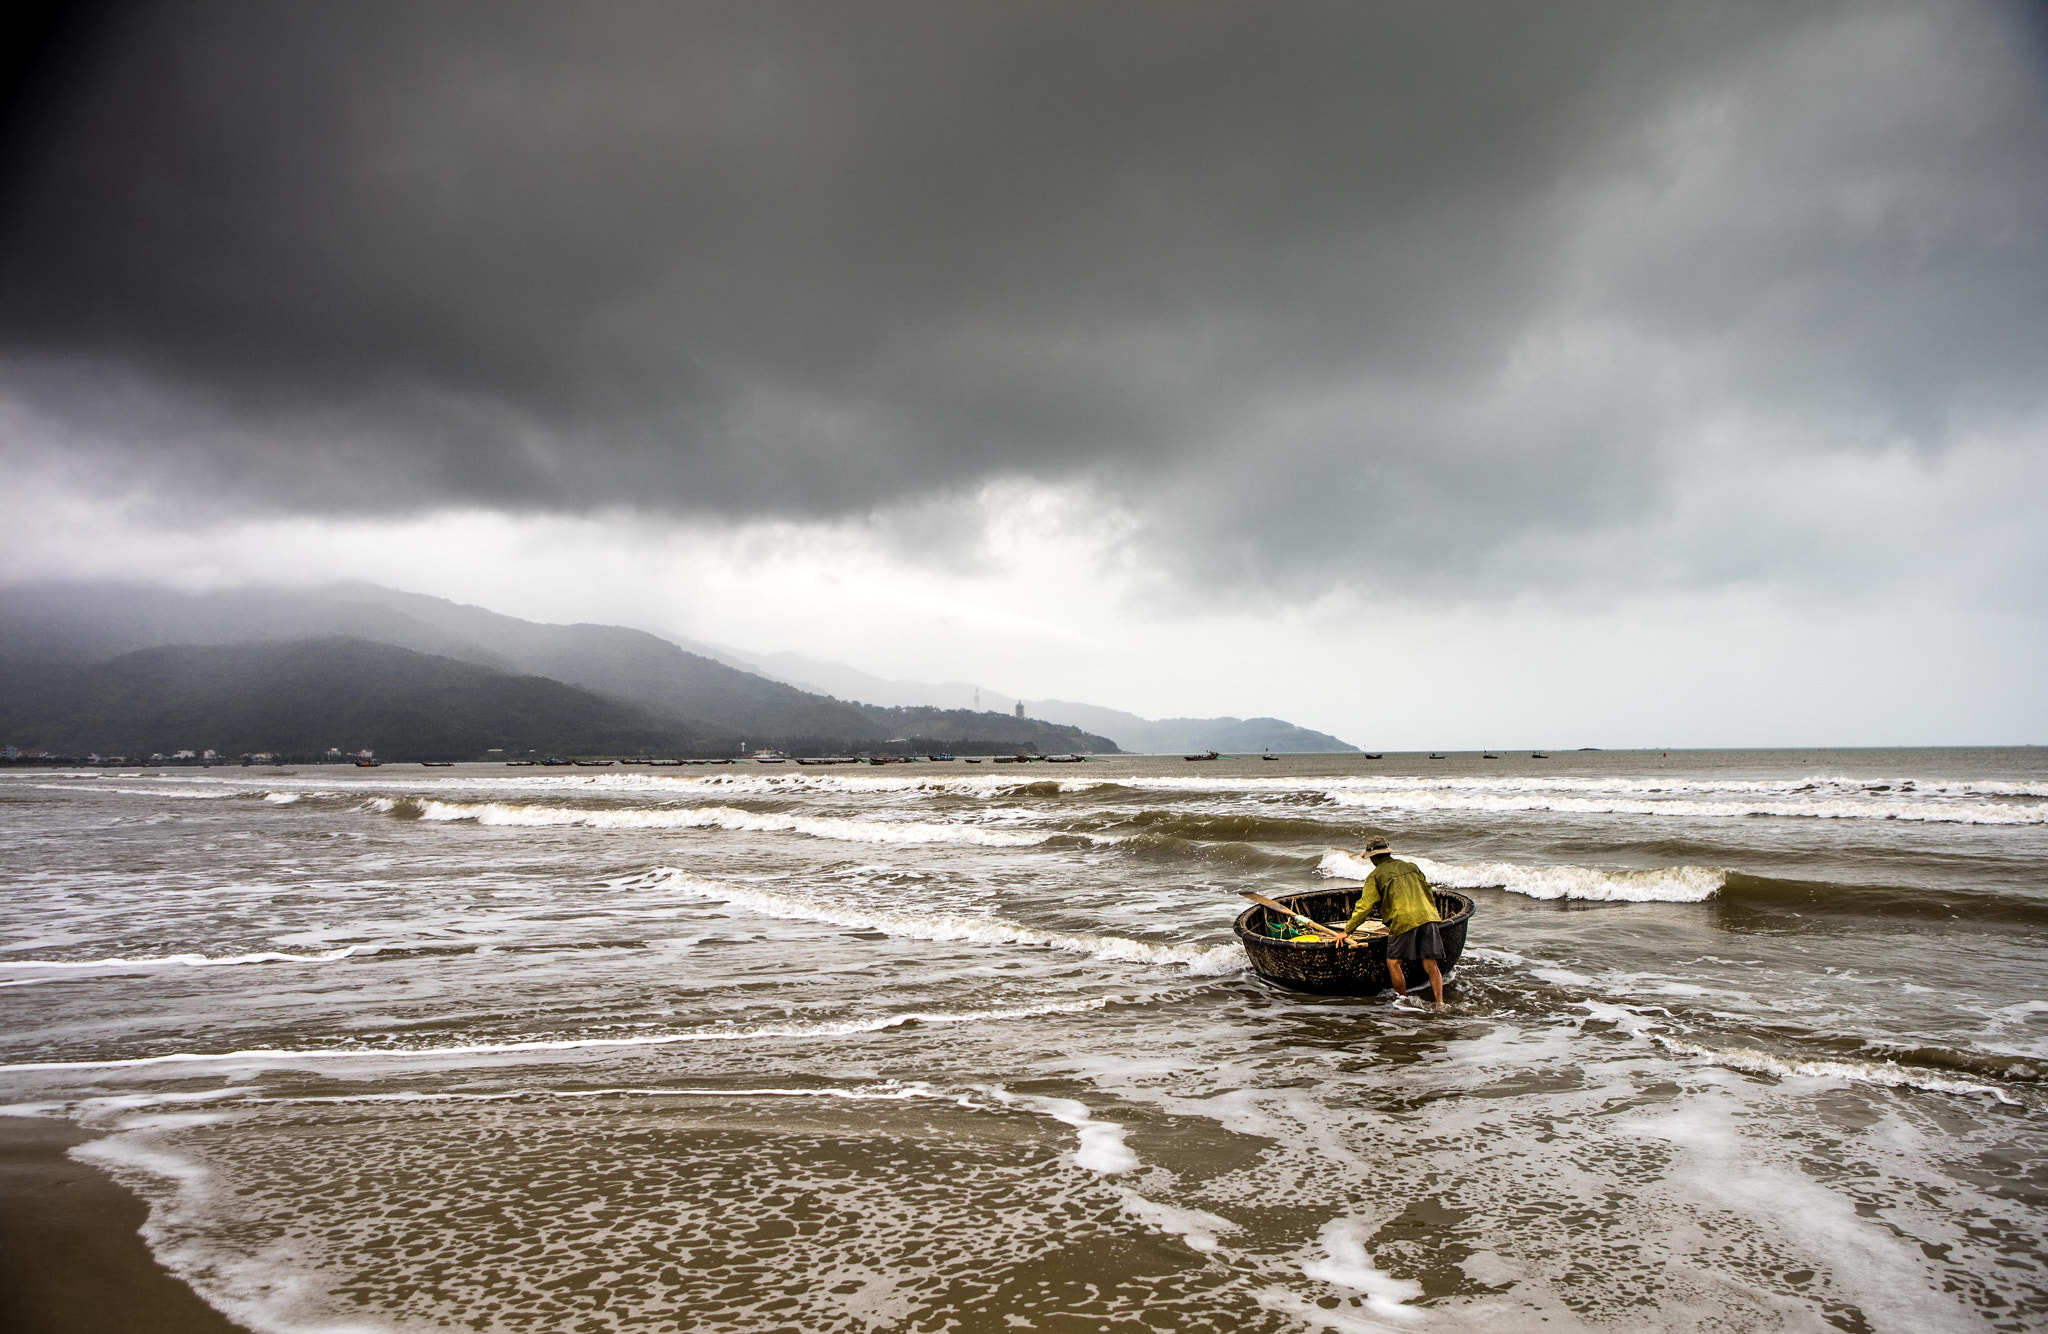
[1,0,2043,592]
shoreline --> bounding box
[0,1115,250,1334]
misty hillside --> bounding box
[0,583,1119,754]
[0,638,712,760]
[1022,700,1359,754]
[707,646,1359,752]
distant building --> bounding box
[173,749,196,760]
[1,746,18,760]
[1014,702,1025,719]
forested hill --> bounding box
[0,639,710,760]
[0,583,1121,755]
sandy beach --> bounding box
[0,1116,246,1334]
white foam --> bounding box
[1300,1216,1424,1322]
[390,798,1051,847]
[2,947,361,971]
[1318,851,1725,903]
[1116,1189,1239,1252]
[0,996,1117,1074]
[648,867,1248,976]
[987,1090,1139,1174]
[262,792,300,805]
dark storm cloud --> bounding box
[2,0,2044,588]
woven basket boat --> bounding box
[1233,886,1475,996]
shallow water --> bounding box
[1,749,2044,1332]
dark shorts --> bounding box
[1386,921,1445,962]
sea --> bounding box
[0,749,2043,1334]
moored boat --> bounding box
[1233,886,1475,996]
[1184,750,1220,761]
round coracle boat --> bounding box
[1233,886,1475,996]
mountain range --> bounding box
[689,646,1358,754]
[0,581,1359,758]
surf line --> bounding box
[0,998,1122,1073]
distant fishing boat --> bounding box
[994,755,1028,764]
[1429,753,1445,760]
[1184,750,1220,761]
[925,754,956,761]
[1364,753,1383,760]
[572,760,613,767]
[354,759,381,768]
[419,761,455,767]
[749,750,788,763]
[1531,753,1548,759]
[1044,754,1085,763]
[1235,887,1475,996]
[1482,753,1498,759]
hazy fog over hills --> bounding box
[706,647,1359,752]
[0,582,1120,756]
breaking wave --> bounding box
[1648,1033,2020,1106]
[1318,851,1726,902]
[1,947,362,971]
[1322,788,2045,825]
[644,867,1249,976]
[367,797,1049,847]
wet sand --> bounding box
[0,1116,247,1334]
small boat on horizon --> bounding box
[1364,753,1382,760]
[1184,750,1220,761]
[1482,753,1499,759]
[1531,753,1548,759]
[1044,754,1085,763]
[1429,753,1446,760]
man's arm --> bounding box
[1339,875,1381,936]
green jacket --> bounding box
[1343,857,1442,938]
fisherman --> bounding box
[1334,835,1446,1011]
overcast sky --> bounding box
[2,0,2045,746]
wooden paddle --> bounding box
[1238,891,1386,942]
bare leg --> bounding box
[1385,958,1407,998]
[1422,958,1445,1011]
